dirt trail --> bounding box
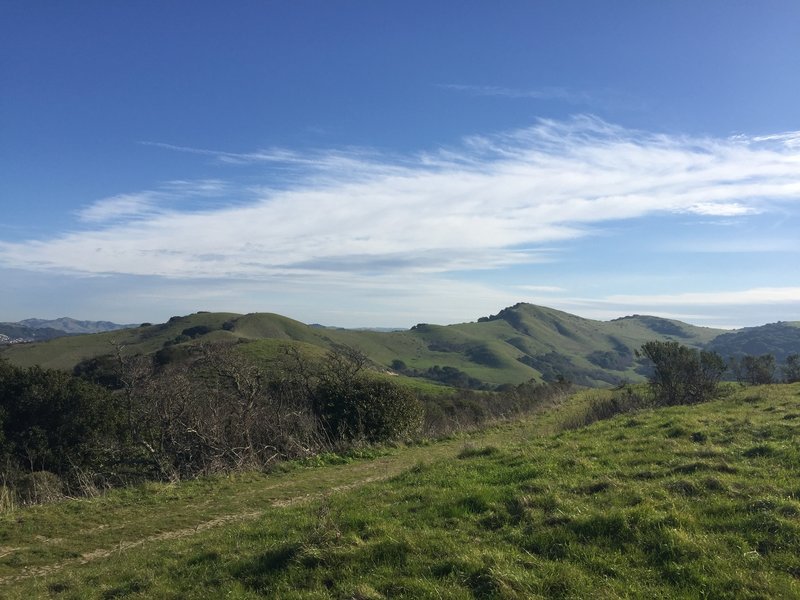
[0,474,390,586]
[0,411,556,589]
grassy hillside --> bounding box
[0,303,738,387]
[1,383,798,598]
[0,312,243,370]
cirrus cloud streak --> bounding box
[1,116,799,281]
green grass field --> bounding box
[1,383,799,598]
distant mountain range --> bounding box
[0,318,134,344]
[1,304,798,387]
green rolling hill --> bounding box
[2,303,798,388]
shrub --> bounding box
[783,353,800,383]
[637,341,725,406]
[390,359,407,372]
[731,354,776,385]
[0,360,120,478]
[560,387,648,431]
[313,376,423,443]
[16,471,64,504]
[181,325,213,338]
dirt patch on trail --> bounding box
[0,474,389,586]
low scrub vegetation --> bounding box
[2,336,793,509]
[3,335,794,510]
[560,340,728,431]
[0,343,569,507]
[638,340,726,405]
[559,386,649,431]
[419,381,568,437]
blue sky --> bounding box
[2,1,799,328]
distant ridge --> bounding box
[17,317,135,334]
[0,317,134,345]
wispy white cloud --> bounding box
[605,287,800,307]
[76,179,231,224]
[684,202,759,217]
[139,141,271,164]
[161,179,228,195]
[439,83,593,104]
[78,192,158,223]
[2,117,800,285]
[140,141,400,178]
[751,131,800,148]
[515,285,566,293]
[663,238,800,253]
[439,84,643,112]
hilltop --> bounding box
[2,303,799,388]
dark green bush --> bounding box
[181,325,212,338]
[638,341,725,406]
[0,359,120,479]
[313,376,423,442]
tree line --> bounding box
[639,342,799,405]
[0,342,568,505]
[560,342,799,433]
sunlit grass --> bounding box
[3,383,799,598]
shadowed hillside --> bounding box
[707,321,800,363]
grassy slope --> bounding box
[2,383,799,598]
[0,313,243,370]
[0,304,731,386]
